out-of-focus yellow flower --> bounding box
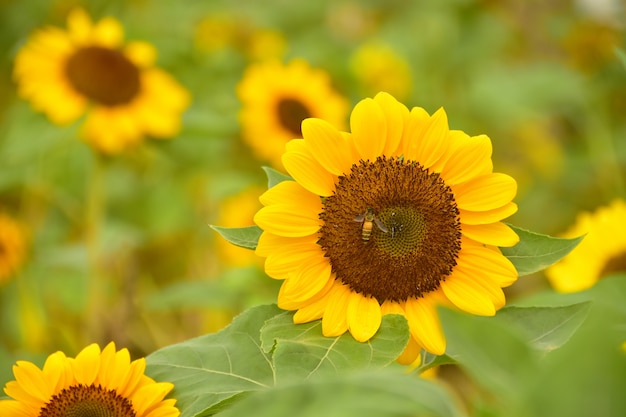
[0,212,27,284]
[13,8,190,154]
[546,199,626,293]
[0,342,180,417]
[237,59,348,168]
[350,42,412,101]
[216,187,265,268]
[194,13,242,53]
[245,29,286,62]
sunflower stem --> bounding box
[85,152,106,344]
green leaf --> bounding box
[495,302,591,352]
[260,313,410,380]
[146,304,282,417]
[210,225,262,249]
[218,368,467,417]
[262,166,293,188]
[501,225,583,276]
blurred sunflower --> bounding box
[0,212,27,284]
[0,342,179,417]
[546,199,626,293]
[254,92,519,363]
[13,8,190,154]
[237,59,348,168]
[350,42,412,101]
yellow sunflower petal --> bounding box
[258,179,318,207]
[347,293,382,342]
[125,41,157,68]
[462,222,520,247]
[380,299,405,316]
[293,290,331,323]
[67,8,93,44]
[453,173,517,212]
[254,204,320,237]
[144,400,180,417]
[11,361,50,402]
[42,351,72,394]
[457,240,518,287]
[351,97,386,161]
[130,382,174,416]
[440,133,493,185]
[302,118,353,176]
[321,282,351,337]
[406,107,449,169]
[283,139,337,197]
[373,92,409,155]
[279,258,333,303]
[396,336,421,366]
[116,359,147,399]
[72,344,101,385]
[404,294,446,355]
[460,202,518,225]
[92,16,124,47]
[441,269,502,316]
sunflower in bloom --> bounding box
[0,342,179,417]
[0,212,27,285]
[253,92,519,363]
[237,59,348,168]
[546,200,626,293]
[13,8,190,154]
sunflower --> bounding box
[0,212,27,285]
[13,8,190,154]
[0,342,179,417]
[237,59,348,168]
[253,92,519,363]
[546,199,626,293]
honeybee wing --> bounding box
[354,213,365,222]
[374,218,389,233]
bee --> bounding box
[354,208,388,242]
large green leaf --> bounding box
[495,302,591,352]
[147,306,411,417]
[502,225,583,276]
[210,225,262,250]
[146,305,281,417]
[218,368,467,417]
[260,313,409,380]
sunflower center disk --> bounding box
[318,156,462,303]
[65,46,141,106]
[39,384,136,417]
[276,98,311,136]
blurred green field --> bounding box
[0,1,625,416]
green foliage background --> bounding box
[0,0,625,416]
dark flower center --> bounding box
[39,384,136,417]
[599,252,626,279]
[276,98,311,137]
[318,156,462,303]
[65,46,141,106]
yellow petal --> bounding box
[66,8,93,44]
[279,258,333,303]
[351,97,386,161]
[12,361,50,402]
[406,107,449,169]
[373,92,409,155]
[283,139,337,197]
[440,133,493,185]
[441,269,500,316]
[404,294,446,355]
[293,291,331,323]
[453,173,517,212]
[462,222,520,247]
[302,118,353,176]
[254,205,320,237]
[72,344,101,385]
[130,382,174,416]
[92,16,124,47]
[396,336,421,366]
[347,293,382,342]
[258,179,317,207]
[457,240,518,287]
[380,299,405,316]
[460,202,518,225]
[125,41,157,67]
[321,282,351,337]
